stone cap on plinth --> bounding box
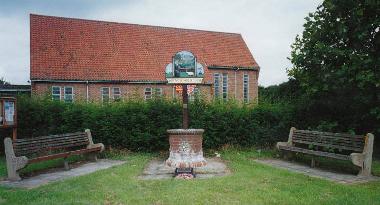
[167,129,204,135]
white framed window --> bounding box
[144,88,152,100]
[243,74,249,103]
[189,87,199,101]
[52,86,61,101]
[213,73,220,99]
[64,86,74,103]
[153,88,163,97]
[112,87,121,101]
[101,87,110,103]
[145,87,163,100]
[222,73,228,101]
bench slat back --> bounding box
[13,132,89,157]
[292,130,364,152]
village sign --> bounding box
[165,51,204,84]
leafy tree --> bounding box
[0,77,10,85]
[288,0,380,134]
[259,79,302,104]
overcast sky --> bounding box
[0,0,322,86]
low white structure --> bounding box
[166,129,207,169]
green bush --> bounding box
[190,99,294,148]
[10,96,294,152]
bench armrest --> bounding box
[4,137,29,181]
[351,133,374,176]
[276,127,296,150]
[85,129,105,152]
[87,143,105,152]
[351,133,373,177]
[276,142,290,150]
[350,153,364,167]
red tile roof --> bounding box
[30,14,259,82]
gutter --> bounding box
[30,79,214,86]
[0,89,31,92]
[30,79,168,84]
[86,80,89,103]
[207,65,259,71]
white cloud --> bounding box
[0,0,322,86]
[0,15,29,84]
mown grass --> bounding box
[0,148,379,205]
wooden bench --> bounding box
[276,127,374,176]
[4,129,104,181]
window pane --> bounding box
[52,86,61,100]
[64,87,73,102]
[52,95,60,100]
[243,74,249,103]
[112,87,121,95]
[103,96,109,102]
[101,87,110,103]
[154,88,162,97]
[189,87,199,101]
[213,73,220,98]
[52,87,60,95]
[65,87,73,94]
[222,73,228,101]
[113,96,121,101]
[112,87,121,101]
[145,88,152,100]
[102,87,110,95]
[64,95,73,102]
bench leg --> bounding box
[6,156,28,181]
[283,152,294,161]
[64,159,70,170]
[311,158,316,168]
[359,158,372,177]
[4,138,28,181]
[86,153,98,162]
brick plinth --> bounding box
[165,129,207,168]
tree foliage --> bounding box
[0,77,10,85]
[259,79,302,104]
[288,0,380,134]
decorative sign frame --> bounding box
[0,97,17,139]
[166,51,204,84]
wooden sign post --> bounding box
[166,51,204,128]
[0,97,17,140]
[182,84,189,129]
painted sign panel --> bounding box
[175,85,196,95]
[166,51,204,84]
[173,51,196,77]
[4,101,14,125]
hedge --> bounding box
[5,96,294,152]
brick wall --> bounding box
[31,70,258,103]
[32,82,213,102]
[208,69,258,103]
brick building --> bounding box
[30,14,260,103]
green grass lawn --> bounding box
[0,149,379,205]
